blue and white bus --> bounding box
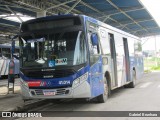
[16,14,143,103]
[0,45,19,77]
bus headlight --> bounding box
[20,79,28,87]
[73,72,88,88]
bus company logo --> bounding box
[40,81,51,86]
[59,80,70,85]
[40,81,47,86]
[55,58,67,65]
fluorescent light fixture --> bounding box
[140,0,160,27]
[2,13,35,23]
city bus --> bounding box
[14,14,143,103]
[0,45,19,77]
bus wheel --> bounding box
[96,80,108,103]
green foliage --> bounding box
[144,69,151,73]
[144,57,160,71]
[151,66,160,70]
[134,42,142,52]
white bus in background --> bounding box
[0,45,19,77]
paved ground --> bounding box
[0,78,20,96]
[22,72,160,120]
[1,72,160,120]
[0,78,23,111]
[0,78,20,87]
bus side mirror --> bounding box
[91,33,98,46]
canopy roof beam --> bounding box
[65,0,81,14]
[46,0,76,11]
[116,18,154,28]
[105,0,149,34]
[13,0,81,15]
[5,5,23,22]
[102,6,144,22]
[132,26,159,33]
[80,1,134,34]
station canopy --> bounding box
[0,0,160,43]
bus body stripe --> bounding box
[0,60,5,75]
[2,60,7,75]
[4,60,9,75]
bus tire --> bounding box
[106,75,111,96]
[96,80,108,103]
[124,70,136,88]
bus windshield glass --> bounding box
[20,31,87,68]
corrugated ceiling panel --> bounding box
[111,0,141,7]
[127,9,152,20]
[0,19,20,26]
[10,7,36,17]
[74,4,96,13]
[127,24,142,31]
[111,13,131,22]
[139,20,158,28]
[83,0,116,11]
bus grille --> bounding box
[32,89,69,96]
[22,69,75,79]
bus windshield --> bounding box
[20,31,87,68]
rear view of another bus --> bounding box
[0,45,19,78]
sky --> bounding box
[140,0,160,51]
[141,36,160,51]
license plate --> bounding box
[43,90,56,96]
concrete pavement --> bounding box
[0,78,23,111]
[1,72,160,120]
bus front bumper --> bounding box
[20,81,91,100]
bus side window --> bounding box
[89,31,102,65]
[2,48,11,59]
